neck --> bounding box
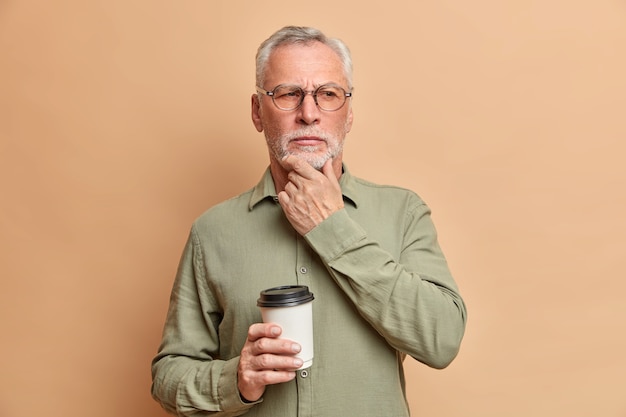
[269,161,290,193]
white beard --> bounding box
[266,127,346,170]
[284,146,336,170]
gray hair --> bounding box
[255,26,353,89]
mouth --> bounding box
[289,136,326,147]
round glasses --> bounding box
[256,84,352,112]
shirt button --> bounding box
[300,369,309,378]
[299,266,308,274]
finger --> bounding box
[277,190,290,207]
[253,336,302,356]
[283,181,298,196]
[244,369,297,385]
[282,154,318,179]
[251,352,303,371]
[287,171,302,188]
[247,324,303,356]
[247,322,281,342]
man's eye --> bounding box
[319,89,339,98]
[276,89,301,99]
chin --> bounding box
[292,153,331,170]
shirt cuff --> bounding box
[304,208,366,262]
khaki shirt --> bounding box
[152,165,467,416]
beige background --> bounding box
[1,1,625,416]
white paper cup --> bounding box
[257,285,314,369]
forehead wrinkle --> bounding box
[275,82,341,90]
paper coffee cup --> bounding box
[257,285,314,369]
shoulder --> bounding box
[193,188,255,229]
[349,175,427,209]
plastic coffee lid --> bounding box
[257,285,315,307]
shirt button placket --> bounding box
[295,235,312,284]
[296,367,313,417]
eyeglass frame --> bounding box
[255,83,353,112]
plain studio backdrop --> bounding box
[1,1,625,416]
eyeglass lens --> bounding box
[272,85,348,111]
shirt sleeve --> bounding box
[303,201,467,369]
[151,227,261,416]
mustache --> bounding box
[282,129,330,141]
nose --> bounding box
[297,93,320,125]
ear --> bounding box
[251,94,264,132]
[345,106,354,133]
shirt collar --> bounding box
[249,163,359,210]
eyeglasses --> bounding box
[256,84,352,112]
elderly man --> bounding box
[152,25,467,417]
